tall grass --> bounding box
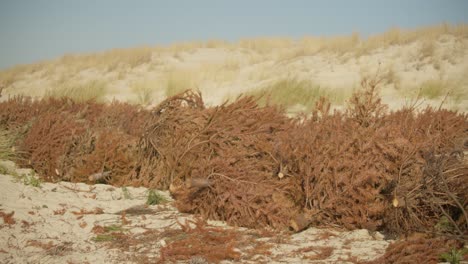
[419,79,447,99]
[1,23,467,88]
[0,128,15,161]
[402,78,467,103]
[131,79,157,105]
[45,80,108,102]
[248,78,330,111]
[165,70,196,97]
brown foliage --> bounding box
[1,97,150,184]
[70,129,139,185]
[368,237,463,264]
[19,111,88,181]
[0,210,16,225]
[1,86,467,238]
[138,91,303,229]
[159,218,241,263]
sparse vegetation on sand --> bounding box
[0,23,467,111]
[247,78,329,111]
[146,189,167,205]
[45,80,108,102]
[0,128,15,161]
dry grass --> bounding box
[130,79,161,106]
[1,23,466,85]
[247,78,330,112]
[45,80,108,102]
[402,78,467,103]
[164,69,198,97]
[0,23,467,113]
[0,128,16,161]
[357,23,468,56]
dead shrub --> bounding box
[1,85,466,239]
[137,91,304,229]
[159,218,241,263]
[367,237,464,264]
[18,111,89,181]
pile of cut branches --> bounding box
[0,86,466,238]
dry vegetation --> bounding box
[0,79,467,260]
[1,23,467,111]
[1,23,467,263]
[1,89,467,263]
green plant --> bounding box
[45,80,108,102]
[418,79,447,99]
[440,248,468,264]
[0,163,9,175]
[92,234,115,242]
[435,216,455,233]
[91,224,126,242]
[23,172,41,187]
[121,187,132,200]
[104,224,124,232]
[146,189,167,205]
[248,78,330,112]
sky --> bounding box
[0,0,467,69]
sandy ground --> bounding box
[0,160,391,263]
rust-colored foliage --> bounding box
[159,218,241,263]
[368,237,464,264]
[19,111,89,181]
[0,210,16,225]
[1,97,151,184]
[71,129,139,185]
[1,85,466,238]
[135,89,467,235]
[137,91,304,229]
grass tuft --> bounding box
[45,80,108,102]
[23,172,41,187]
[104,224,124,232]
[440,248,468,264]
[146,189,167,205]
[0,128,16,161]
[248,78,330,112]
[418,79,448,99]
[131,80,155,105]
[165,70,195,97]
[92,234,115,242]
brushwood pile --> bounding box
[0,86,466,240]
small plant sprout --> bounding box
[23,172,41,187]
[146,189,167,205]
[440,247,468,264]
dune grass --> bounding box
[45,80,108,102]
[247,78,330,112]
[165,69,196,97]
[131,79,158,105]
[146,189,167,205]
[2,23,465,86]
[418,79,448,99]
[0,128,16,161]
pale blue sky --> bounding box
[1,0,467,69]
